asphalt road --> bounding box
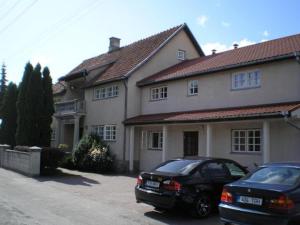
[0,168,221,225]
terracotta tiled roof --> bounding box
[138,33,300,86]
[59,24,203,84]
[124,102,300,125]
[52,81,66,95]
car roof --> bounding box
[263,162,300,168]
[172,156,235,162]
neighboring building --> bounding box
[53,23,300,172]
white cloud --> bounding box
[262,30,269,37]
[221,21,230,27]
[197,15,208,27]
[261,39,268,42]
[202,38,257,55]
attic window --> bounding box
[177,50,186,60]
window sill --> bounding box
[149,98,167,102]
[93,95,119,101]
[148,148,162,151]
[230,151,261,155]
[231,86,261,91]
[187,93,198,97]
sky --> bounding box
[0,0,300,84]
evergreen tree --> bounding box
[0,63,7,117]
[0,82,18,147]
[40,67,54,147]
[16,62,33,145]
[26,63,43,146]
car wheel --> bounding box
[191,194,212,218]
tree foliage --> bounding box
[0,62,7,117]
[0,82,18,147]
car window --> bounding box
[154,160,201,175]
[225,162,246,177]
[201,162,228,178]
[245,166,300,186]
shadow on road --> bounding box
[144,209,220,225]
[35,169,100,186]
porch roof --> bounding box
[124,102,300,125]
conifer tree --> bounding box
[0,82,18,147]
[0,63,7,117]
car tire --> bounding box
[191,194,213,218]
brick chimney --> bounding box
[109,37,121,52]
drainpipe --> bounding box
[282,111,300,131]
[122,78,128,161]
[294,51,300,64]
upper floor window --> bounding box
[177,50,186,60]
[151,86,168,101]
[92,125,116,141]
[232,70,261,90]
[232,129,261,153]
[188,80,198,95]
[94,85,119,100]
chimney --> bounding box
[212,49,216,55]
[233,43,239,49]
[109,37,121,52]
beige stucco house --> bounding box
[53,24,300,172]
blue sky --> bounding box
[1,0,300,84]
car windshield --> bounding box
[245,166,300,186]
[154,160,200,175]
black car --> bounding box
[219,162,300,225]
[135,157,248,218]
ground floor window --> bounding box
[92,125,116,141]
[232,129,261,153]
[51,129,56,141]
[148,131,163,150]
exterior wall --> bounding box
[135,119,300,172]
[84,81,126,160]
[141,59,300,114]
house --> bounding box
[53,23,300,172]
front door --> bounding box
[184,131,198,156]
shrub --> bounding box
[73,133,114,173]
[40,147,65,171]
[59,153,75,170]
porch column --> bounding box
[162,125,168,162]
[206,124,212,157]
[55,118,61,147]
[263,121,270,163]
[129,126,135,172]
[73,115,80,151]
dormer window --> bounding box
[177,50,186,60]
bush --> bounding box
[40,147,65,171]
[59,153,75,170]
[73,133,114,173]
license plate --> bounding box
[145,180,160,188]
[237,196,263,206]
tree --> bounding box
[0,62,7,117]
[0,82,18,147]
[16,62,33,145]
[40,67,54,147]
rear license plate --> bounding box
[237,196,263,206]
[145,180,160,188]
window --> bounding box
[51,129,56,140]
[94,85,119,99]
[149,131,163,149]
[232,129,261,153]
[188,80,198,95]
[232,70,261,90]
[92,125,116,141]
[150,86,168,101]
[155,160,200,175]
[225,162,246,177]
[177,50,186,60]
[201,162,228,178]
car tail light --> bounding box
[269,195,295,210]
[221,188,233,203]
[163,180,181,191]
[137,175,143,185]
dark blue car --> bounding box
[219,162,300,225]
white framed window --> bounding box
[177,50,186,60]
[232,70,261,90]
[92,125,116,141]
[150,86,168,101]
[149,131,163,150]
[188,80,198,95]
[94,85,119,100]
[51,129,56,140]
[232,129,261,153]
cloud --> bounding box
[197,15,208,27]
[221,21,230,27]
[202,38,257,55]
[262,30,269,37]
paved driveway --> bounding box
[0,168,221,225]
